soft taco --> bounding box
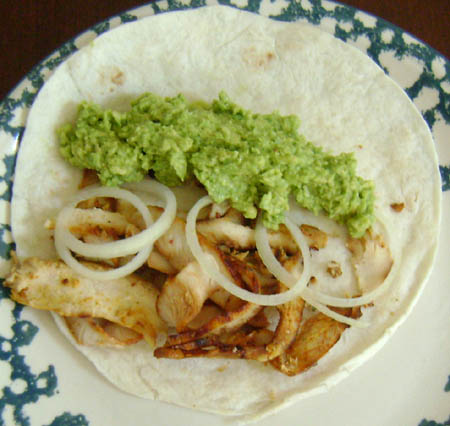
[5,5,441,421]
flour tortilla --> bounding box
[10,5,441,421]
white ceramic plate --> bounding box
[0,1,448,425]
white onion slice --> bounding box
[54,180,176,281]
[301,292,369,328]
[186,196,310,306]
[59,180,176,258]
[292,210,398,308]
[254,209,370,327]
[288,202,346,238]
[54,235,152,281]
[255,214,311,291]
[302,259,398,309]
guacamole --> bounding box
[59,91,374,237]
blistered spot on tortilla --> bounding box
[390,202,405,212]
[242,47,276,70]
[111,70,125,86]
[268,390,277,401]
[216,364,228,372]
[98,66,126,93]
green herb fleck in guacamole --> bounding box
[59,91,375,237]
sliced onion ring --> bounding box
[54,187,153,281]
[254,210,371,327]
[288,202,346,238]
[54,235,152,281]
[301,292,369,328]
[289,210,398,308]
[59,180,176,258]
[54,180,176,281]
[255,214,311,291]
[186,196,310,306]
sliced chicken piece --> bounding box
[157,243,263,332]
[76,197,117,212]
[186,304,224,330]
[195,219,283,250]
[223,327,274,346]
[347,231,393,293]
[155,216,195,271]
[270,313,347,375]
[247,309,270,328]
[155,295,303,362]
[197,218,327,252]
[147,250,177,275]
[300,224,328,250]
[5,257,166,346]
[155,327,274,356]
[64,317,142,348]
[270,306,361,376]
[156,258,305,362]
[66,207,142,268]
[209,287,243,312]
[157,260,218,330]
[160,301,262,349]
[115,198,149,230]
[68,208,139,241]
[79,168,100,189]
[115,203,196,273]
[70,203,181,275]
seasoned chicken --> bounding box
[347,231,393,293]
[68,208,139,242]
[147,250,177,274]
[64,317,142,348]
[157,236,262,330]
[300,224,328,250]
[5,257,166,346]
[113,203,194,272]
[186,304,224,330]
[154,216,195,271]
[69,203,181,275]
[197,217,327,252]
[161,301,263,348]
[196,218,297,251]
[157,260,218,330]
[155,295,304,362]
[156,258,306,362]
[270,313,347,375]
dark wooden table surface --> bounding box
[0,0,448,101]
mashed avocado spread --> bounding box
[59,91,375,237]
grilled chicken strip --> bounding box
[156,292,304,362]
[157,260,218,330]
[69,204,181,275]
[270,312,347,375]
[347,231,393,293]
[156,234,260,330]
[161,254,263,344]
[5,257,166,346]
[64,317,143,348]
[147,250,178,275]
[154,216,195,271]
[114,203,194,272]
[197,217,327,252]
[68,207,139,242]
[156,255,305,362]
